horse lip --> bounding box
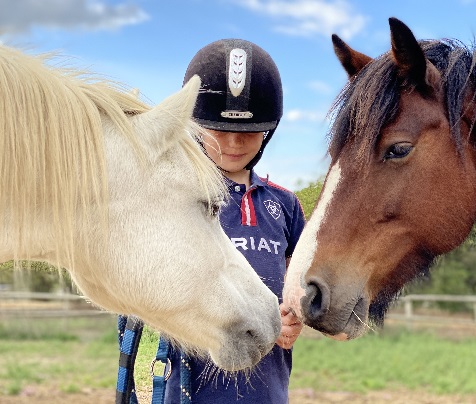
[309,296,370,340]
[341,297,369,339]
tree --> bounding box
[0,261,74,293]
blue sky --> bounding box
[4,0,476,190]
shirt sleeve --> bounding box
[285,193,306,258]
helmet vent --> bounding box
[228,48,247,97]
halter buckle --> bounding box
[150,357,172,381]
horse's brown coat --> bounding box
[284,17,476,339]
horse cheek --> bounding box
[416,144,476,255]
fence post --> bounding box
[404,298,413,319]
[404,298,413,330]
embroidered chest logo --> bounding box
[264,200,282,220]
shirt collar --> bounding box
[224,170,269,189]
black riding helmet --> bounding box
[183,39,283,170]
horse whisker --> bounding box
[352,310,377,334]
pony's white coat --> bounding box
[0,46,280,370]
[283,162,341,318]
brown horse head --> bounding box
[283,17,476,340]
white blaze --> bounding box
[283,162,342,318]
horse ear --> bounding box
[332,34,372,79]
[389,17,429,90]
[138,75,201,154]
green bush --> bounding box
[0,261,74,293]
[295,179,323,220]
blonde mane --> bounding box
[0,46,225,269]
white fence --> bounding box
[388,294,476,325]
[2,291,476,324]
[0,291,107,318]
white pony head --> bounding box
[0,46,281,370]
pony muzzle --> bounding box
[210,315,281,371]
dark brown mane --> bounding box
[328,39,476,162]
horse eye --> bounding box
[383,143,413,161]
[210,202,221,217]
[203,200,222,217]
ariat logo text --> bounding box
[231,237,281,255]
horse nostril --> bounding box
[307,282,323,317]
[302,277,330,322]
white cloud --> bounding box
[0,0,149,34]
[309,80,332,94]
[232,0,367,40]
[285,108,327,122]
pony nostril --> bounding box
[307,282,323,317]
[302,278,330,322]
[244,328,269,358]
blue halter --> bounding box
[116,315,191,404]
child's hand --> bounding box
[275,303,303,349]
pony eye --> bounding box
[203,200,223,217]
[210,202,221,217]
[383,143,413,161]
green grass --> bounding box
[290,327,476,395]
[135,325,162,388]
[1,316,476,398]
[0,315,119,396]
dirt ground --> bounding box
[2,387,476,403]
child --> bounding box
[163,38,306,403]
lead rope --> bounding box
[116,315,144,404]
[116,316,192,404]
[151,336,192,403]
[151,336,170,402]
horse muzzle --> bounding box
[210,312,281,371]
[301,276,370,340]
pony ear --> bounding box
[389,17,430,91]
[332,34,372,79]
[137,75,201,154]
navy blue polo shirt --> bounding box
[164,171,305,403]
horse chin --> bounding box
[166,332,274,372]
[209,351,256,372]
[305,296,370,340]
[210,335,275,372]
[319,320,368,341]
[206,313,281,371]
[323,332,349,341]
